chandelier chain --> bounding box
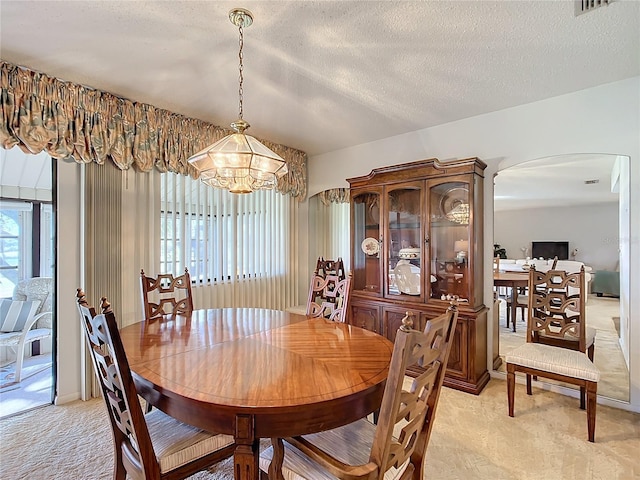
[238,24,244,120]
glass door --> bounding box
[428,180,471,303]
[351,189,382,296]
[385,183,424,300]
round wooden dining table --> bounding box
[120,308,393,480]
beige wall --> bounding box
[495,203,619,271]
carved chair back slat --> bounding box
[140,268,194,320]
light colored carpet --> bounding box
[497,295,629,401]
[1,378,638,479]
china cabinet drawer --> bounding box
[349,303,381,334]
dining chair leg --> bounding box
[586,381,597,442]
[507,364,515,417]
[580,386,586,410]
[113,442,126,480]
[526,374,532,395]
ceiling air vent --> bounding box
[575,0,613,16]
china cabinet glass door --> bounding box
[351,190,382,296]
[386,184,423,299]
[428,180,471,302]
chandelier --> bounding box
[446,203,469,224]
[188,8,288,194]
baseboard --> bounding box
[55,391,81,405]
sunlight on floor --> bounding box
[0,354,53,419]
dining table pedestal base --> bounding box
[235,414,260,479]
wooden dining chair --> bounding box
[541,265,595,361]
[315,256,346,281]
[505,288,528,326]
[260,303,458,480]
[506,267,600,441]
[140,267,193,320]
[76,289,235,479]
[306,271,352,322]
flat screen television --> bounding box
[531,241,569,260]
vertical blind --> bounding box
[309,194,351,273]
[160,172,300,310]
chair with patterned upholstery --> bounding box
[506,266,600,442]
[306,269,352,322]
[260,303,458,480]
[140,268,193,321]
[314,256,346,281]
[0,277,53,383]
[76,289,235,480]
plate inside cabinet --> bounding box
[393,261,420,295]
[361,237,380,256]
[368,203,380,224]
[439,187,469,216]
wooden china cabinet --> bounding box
[348,157,489,394]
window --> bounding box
[0,200,54,298]
[160,173,290,284]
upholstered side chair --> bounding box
[506,267,600,442]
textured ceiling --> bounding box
[0,1,637,209]
[494,153,621,211]
[1,0,638,157]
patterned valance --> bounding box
[0,62,307,200]
[318,188,349,206]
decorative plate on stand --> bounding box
[361,237,380,256]
[439,187,469,217]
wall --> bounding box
[308,76,640,411]
[55,158,82,404]
[52,77,640,410]
[494,202,619,270]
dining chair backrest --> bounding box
[527,266,586,352]
[371,304,458,475]
[140,268,193,320]
[314,256,346,280]
[306,273,352,322]
[76,289,160,478]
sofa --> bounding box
[591,270,620,297]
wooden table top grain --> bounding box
[120,308,393,480]
[493,271,530,284]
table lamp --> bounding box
[454,239,469,262]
